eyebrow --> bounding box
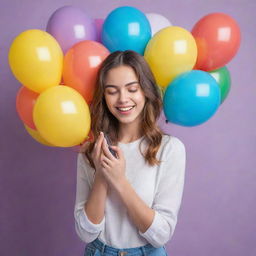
[104,81,139,89]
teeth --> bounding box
[117,106,134,111]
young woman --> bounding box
[74,50,186,256]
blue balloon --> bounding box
[163,70,221,127]
[102,6,151,54]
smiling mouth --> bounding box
[116,105,135,113]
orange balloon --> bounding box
[16,86,39,129]
[192,13,241,71]
[63,40,109,104]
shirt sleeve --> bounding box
[74,153,105,243]
[139,136,186,248]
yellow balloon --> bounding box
[24,124,55,147]
[144,26,197,88]
[9,29,63,93]
[33,86,91,147]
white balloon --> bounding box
[146,13,172,36]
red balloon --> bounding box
[62,40,109,105]
[192,13,241,71]
[16,86,39,129]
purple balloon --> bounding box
[94,18,104,43]
[46,6,97,53]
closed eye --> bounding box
[107,89,138,95]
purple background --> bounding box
[1,0,255,255]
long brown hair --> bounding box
[80,50,165,167]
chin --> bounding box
[117,114,142,125]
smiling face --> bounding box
[104,65,146,127]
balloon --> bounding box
[71,129,94,152]
[63,40,109,105]
[33,86,91,147]
[144,26,197,89]
[163,70,220,126]
[209,66,231,104]
[46,5,96,53]
[95,18,104,43]
[192,13,241,71]
[9,29,63,93]
[146,13,172,36]
[102,6,151,54]
[16,86,39,129]
[24,124,54,146]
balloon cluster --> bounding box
[9,5,241,147]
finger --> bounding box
[101,159,110,169]
[95,132,104,157]
[101,137,116,160]
[101,154,112,166]
[109,145,120,159]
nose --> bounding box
[117,89,129,103]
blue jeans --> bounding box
[84,238,168,256]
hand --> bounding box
[90,132,108,185]
[100,135,126,190]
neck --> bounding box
[118,122,143,143]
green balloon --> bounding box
[209,66,231,104]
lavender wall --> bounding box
[1,0,255,255]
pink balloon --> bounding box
[46,6,97,53]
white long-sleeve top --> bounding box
[74,134,186,248]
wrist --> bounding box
[94,171,108,187]
[115,177,129,194]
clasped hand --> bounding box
[91,131,126,189]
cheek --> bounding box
[104,95,112,104]
[104,96,117,111]
[134,93,146,104]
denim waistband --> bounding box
[90,238,157,256]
